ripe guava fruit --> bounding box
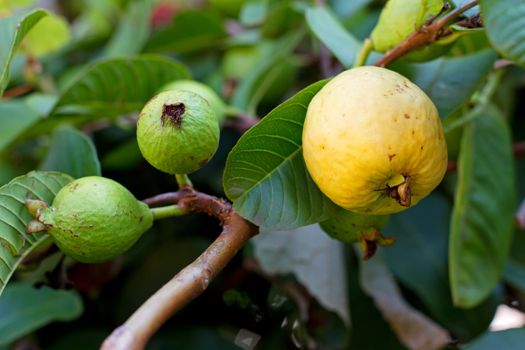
[31,176,153,263]
[137,90,220,175]
[302,66,447,215]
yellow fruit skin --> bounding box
[302,66,447,215]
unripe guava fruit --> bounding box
[159,79,227,124]
[36,176,153,263]
[321,210,389,243]
[321,209,393,259]
[137,90,220,175]
[302,66,447,215]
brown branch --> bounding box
[374,0,479,68]
[223,115,260,133]
[101,186,258,350]
[2,83,33,99]
[447,141,525,174]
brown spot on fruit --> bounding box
[404,113,410,119]
[161,103,185,128]
[388,154,396,161]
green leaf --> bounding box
[0,283,83,346]
[144,10,225,54]
[50,56,190,118]
[224,80,337,230]
[358,251,451,350]
[0,171,73,296]
[465,328,525,349]
[404,50,497,118]
[504,259,525,292]
[0,100,40,151]
[384,194,499,340]
[480,0,525,66]
[231,33,301,115]
[371,0,444,52]
[305,6,361,68]
[253,224,349,323]
[0,9,47,94]
[103,0,154,58]
[450,104,516,308]
[23,12,71,57]
[40,126,101,178]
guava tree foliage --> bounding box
[0,0,524,349]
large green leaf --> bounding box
[465,328,525,349]
[0,171,73,296]
[0,283,83,346]
[305,6,361,68]
[144,10,225,54]
[40,126,101,178]
[384,194,499,340]
[0,100,40,151]
[450,104,515,308]
[103,0,154,58]
[231,33,301,115]
[480,0,525,66]
[0,9,47,94]
[402,50,497,118]
[49,56,190,118]
[223,80,337,230]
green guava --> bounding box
[36,176,153,263]
[137,90,220,175]
[159,80,227,124]
[321,209,394,259]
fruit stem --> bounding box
[150,205,188,221]
[175,174,192,188]
[353,38,373,68]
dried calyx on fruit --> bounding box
[137,90,220,175]
[26,176,153,263]
[320,209,394,259]
[302,66,447,215]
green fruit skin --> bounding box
[39,176,153,263]
[159,80,226,124]
[320,209,389,243]
[137,90,220,175]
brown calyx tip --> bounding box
[359,229,396,260]
[386,176,411,207]
[161,103,185,128]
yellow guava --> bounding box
[36,176,153,263]
[302,66,447,215]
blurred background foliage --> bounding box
[0,0,524,349]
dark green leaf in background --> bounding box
[480,0,525,66]
[465,328,525,349]
[0,171,73,295]
[305,6,361,68]
[231,32,301,115]
[0,283,83,346]
[0,9,47,94]
[144,10,226,54]
[40,125,101,178]
[103,0,154,58]
[0,100,40,151]
[50,56,190,118]
[403,50,497,118]
[224,80,338,230]
[450,104,516,308]
[384,194,499,340]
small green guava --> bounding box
[137,90,220,175]
[321,209,394,259]
[32,176,153,263]
[159,79,227,124]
